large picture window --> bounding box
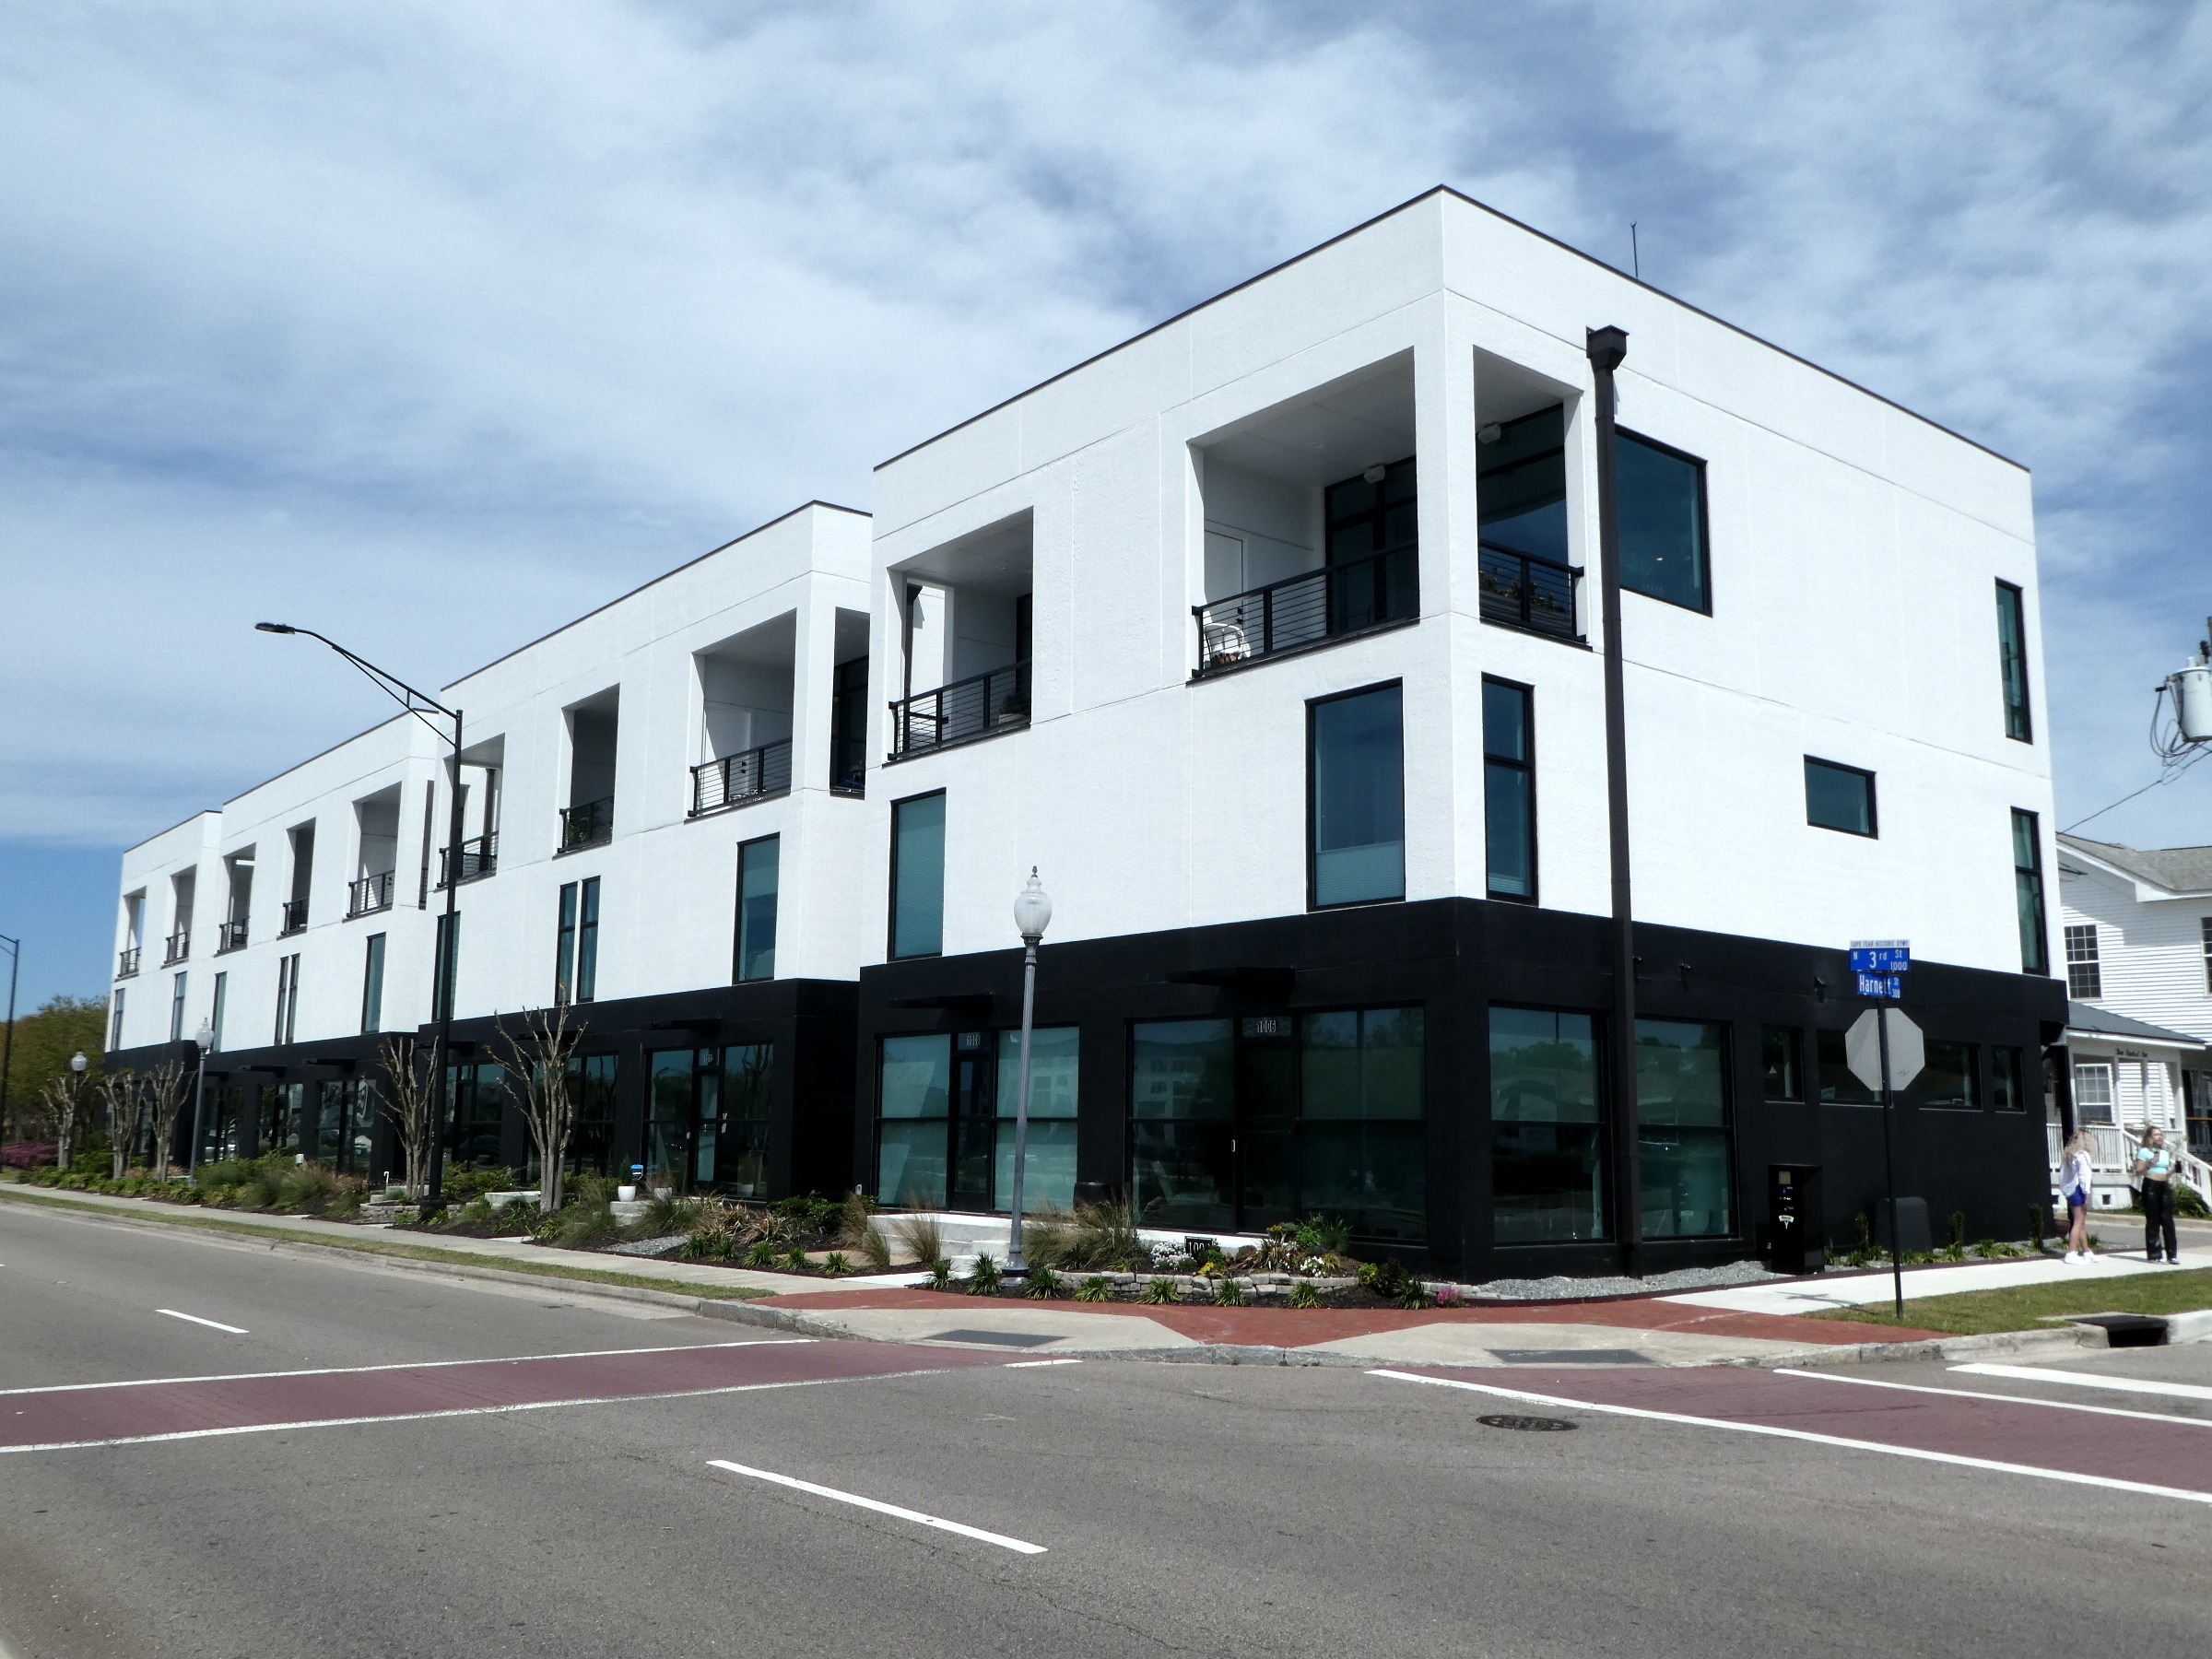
[1130,1019,1236,1231]
[1483,677,1535,901]
[1635,1019,1733,1239]
[1489,1007,1606,1244]
[877,1033,952,1208]
[871,1027,1081,1217]
[1617,429,1709,612]
[890,793,946,959]
[736,836,779,982]
[1309,683,1405,909]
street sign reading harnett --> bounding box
[1850,938,1910,1001]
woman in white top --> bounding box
[2060,1132,2096,1262]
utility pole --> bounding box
[0,935,18,1147]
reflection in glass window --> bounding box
[565,1053,618,1177]
[1490,1007,1606,1243]
[1921,1041,1977,1110]
[1299,1006,1425,1242]
[1477,406,1566,562]
[891,794,946,959]
[1310,685,1405,908]
[1483,679,1535,902]
[1817,1030,1878,1105]
[1618,430,1709,611]
[736,836,779,982]
[646,1051,691,1192]
[1805,758,1877,836]
[1636,1020,1733,1240]
[1996,581,2032,742]
[1991,1047,2026,1112]
[1131,1019,1236,1230]
[877,1033,951,1208]
[994,1027,1078,1215]
[444,1063,506,1169]
[1760,1027,1801,1101]
[2014,809,2048,973]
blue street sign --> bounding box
[1857,972,1903,1000]
[1850,942,1911,974]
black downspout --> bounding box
[1587,324,1641,1278]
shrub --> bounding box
[1031,1201,1143,1272]
[1288,1280,1323,1309]
[782,1247,809,1273]
[1212,1277,1245,1307]
[2176,1183,2211,1220]
[927,1257,955,1291]
[967,1253,1004,1295]
[888,1212,944,1268]
[1025,1265,1066,1300]
[639,1192,707,1239]
[820,1252,853,1278]
[771,1193,842,1241]
[747,1241,781,1269]
[489,1197,539,1233]
[1359,1258,1424,1306]
[1294,1215,1352,1255]
[441,1167,524,1206]
[1075,1276,1112,1302]
[1140,1277,1178,1305]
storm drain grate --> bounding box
[924,1329,1062,1348]
[1488,1348,1653,1366]
[1477,1414,1577,1432]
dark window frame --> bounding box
[1305,678,1407,913]
[1804,756,1878,838]
[1482,676,1537,905]
[555,881,579,1006]
[360,934,385,1035]
[1995,580,2032,743]
[1760,1025,1805,1102]
[735,833,780,983]
[888,789,948,960]
[1616,427,1713,616]
[2013,809,2048,974]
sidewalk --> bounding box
[1666,1251,2183,1317]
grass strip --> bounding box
[1808,1266,2212,1335]
[0,1187,766,1301]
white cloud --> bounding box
[2,0,2208,850]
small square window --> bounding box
[1805,758,1876,837]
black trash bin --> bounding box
[1768,1164,1824,1275]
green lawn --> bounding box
[0,1188,767,1301]
[1811,1266,2212,1335]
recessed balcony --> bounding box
[690,738,792,817]
[215,918,249,954]
[117,946,140,979]
[559,797,613,853]
[437,832,499,888]
[162,930,190,965]
[1477,542,1583,642]
[888,661,1030,759]
[278,900,308,936]
[347,870,395,917]
[1193,547,1417,677]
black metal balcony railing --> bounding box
[347,870,395,916]
[1477,542,1583,641]
[162,930,190,965]
[438,832,499,888]
[888,662,1030,759]
[1192,546,1418,678]
[690,738,793,817]
[559,797,614,853]
[117,946,140,979]
[216,918,249,953]
[279,899,308,936]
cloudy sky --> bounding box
[3,0,2208,1004]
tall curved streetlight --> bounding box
[256,622,465,1207]
[1004,869,1052,1275]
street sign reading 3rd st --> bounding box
[1849,940,1912,975]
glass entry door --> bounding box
[648,1046,773,1197]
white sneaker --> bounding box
[2064,1252,2083,1264]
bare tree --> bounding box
[102,1069,147,1179]
[38,1076,92,1171]
[142,1058,188,1181]
[374,1036,434,1197]
[495,1004,583,1212]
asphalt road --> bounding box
[3,1199,2208,1659]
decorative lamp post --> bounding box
[0,933,19,1147]
[66,1051,87,1172]
[1004,868,1053,1275]
[187,1018,215,1186]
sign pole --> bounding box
[1877,1009,1903,1321]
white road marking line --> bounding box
[1773,1368,2212,1427]
[1002,1359,1083,1369]
[709,1459,1047,1554]
[0,1338,814,1399]
[1951,1363,2212,1403]
[156,1310,248,1335]
[2,1365,942,1456]
[1369,1369,2212,1508]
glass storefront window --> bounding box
[1636,1019,1732,1240]
[1816,1029,1878,1105]
[1921,1041,1978,1110]
[445,1063,506,1170]
[993,1027,1078,1215]
[647,1046,772,1196]
[877,1033,951,1208]
[566,1053,618,1177]
[1131,1019,1236,1230]
[1490,1007,1606,1243]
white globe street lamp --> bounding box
[1004,868,1053,1274]
[188,1018,216,1187]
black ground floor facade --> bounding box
[108,897,2069,1278]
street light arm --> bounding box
[255,623,460,744]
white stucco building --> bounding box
[109,189,2068,1277]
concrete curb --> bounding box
[1734,1324,2105,1369]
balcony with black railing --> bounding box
[1192,546,1418,679]
[559,796,613,853]
[1477,541,1583,642]
[888,661,1030,759]
[690,738,792,817]
[347,870,395,917]
[279,899,309,936]
[117,946,140,979]
[437,832,499,888]
[215,918,249,953]
[162,930,190,965]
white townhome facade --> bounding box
[110,190,2065,1277]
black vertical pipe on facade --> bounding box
[1586,324,1641,1279]
[423,710,465,1208]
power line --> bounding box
[2063,742,2212,834]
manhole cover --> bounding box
[924,1329,1061,1348]
[1477,1413,1577,1432]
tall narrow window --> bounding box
[274,955,300,1045]
[432,913,459,1022]
[576,877,598,1003]
[1995,581,2032,742]
[736,836,779,982]
[1490,1007,1606,1242]
[1805,758,1877,837]
[890,792,946,959]
[361,935,386,1034]
[555,883,578,1004]
[1636,1019,1733,1239]
[1309,683,1405,909]
[170,972,188,1042]
[1617,430,1710,612]
[877,1033,952,1207]
[210,972,227,1052]
[830,656,869,793]
[1483,678,1535,901]
[2013,809,2048,974]
[2064,924,2101,999]
[2200,916,2212,993]
[1991,1047,2026,1112]
[109,989,124,1050]
[1760,1027,1802,1101]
